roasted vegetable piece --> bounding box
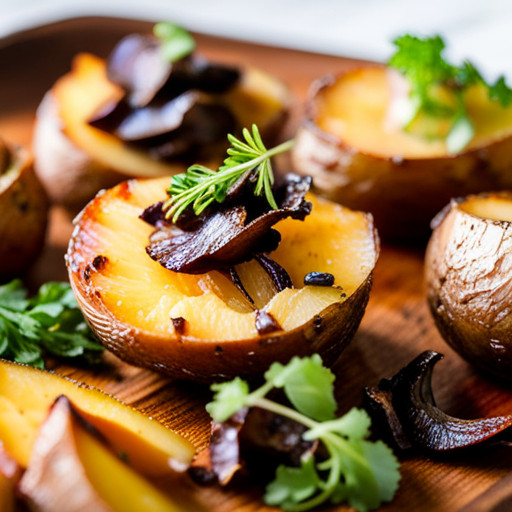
[18,396,193,512]
[0,140,48,278]
[0,359,194,475]
[66,177,378,381]
[425,192,512,380]
[33,38,290,207]
[363,351,512,452]
[292,65,512,242]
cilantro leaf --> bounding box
[206,357,401,511]
[0,280,103,368]
[265,354,336,421]
[362,440,401,502]
[206,377,249,422]
[264,456,320,508]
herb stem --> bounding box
[164,126,294,222]
[248,396,319,430]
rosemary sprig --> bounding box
[163,125,294,222]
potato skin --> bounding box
[0,146,48,278]
[425,196,512,379]
[33,92,128,208]
[68,259,373,382]
[292,72,512,243]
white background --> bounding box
[1,0,511,80]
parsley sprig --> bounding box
[0,279,103,369]
[389,34,512,153]
[163,125,294,222]
[206,355,400,512]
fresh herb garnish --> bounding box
[153,22,196,63]
[163,124,294,222]
[388,34,512,153]
[206,355,400,512]
[0,279,103,369]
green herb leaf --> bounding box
[206,377,249,422]
[388,33,512,152]
[265,354,337,421]
[264,456,321,508]
[163,125,294,222]
[446,113,475,154]
[153,22,195,63]
[0,279,103,368]
[206,356,401,511]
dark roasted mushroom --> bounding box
[363,351,512,453]
[189,406,316,486]
[144,174,312,274]
[89,33,241,161]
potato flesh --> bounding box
[54,54,186,177]
[75,424,182,512]
[316,67,512,158]
[83,178,375,339]
[460,194,512,222]
[0,360,193,473]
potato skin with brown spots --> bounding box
[425,194,512,379]
[0,145,48,278]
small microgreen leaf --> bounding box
[264,456,320,508]
[206,377,250,422]
[153,22,195,63]
[265,355,336,421]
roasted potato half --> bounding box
[292,67,512,242]
[66,177,378,382]
[34,53,290,208]
[0,141,48,278]
[425,192,512,380]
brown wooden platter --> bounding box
[1,16,512,511]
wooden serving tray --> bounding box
[1,16,512,511]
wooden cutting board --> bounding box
[1,16,512,512]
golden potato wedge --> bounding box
[425,192,512,379]
[66,177,378,382]
[0,141,48,278]
[18,396,193,512]
[0,359,194,474]
[292,67,512,242]
[34,53,290,207]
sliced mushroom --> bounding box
[363,351,512,452]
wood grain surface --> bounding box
[1,16,512,512]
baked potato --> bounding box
[33,51,290,208]
[425,192,512,379]
[66,177,379,382]
[292,67,512,242]
[0,140,48,278]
